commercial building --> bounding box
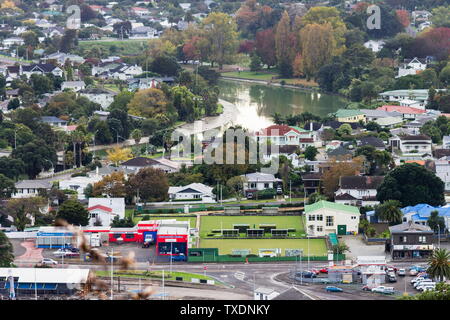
[388,222,434,261]
[357,256,387,287]
[0,268,91,296]
[305,200,360,236]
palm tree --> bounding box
[427,248,450,282]
[272,112,284,125]
[375,200,403,225]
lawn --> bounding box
[95,270,214,283]
[78,39,148,56]
[199,215,305,238]
[221,71,276,81]
[220,71,319,87]
[199,238,327,256]
[133,215,197,228]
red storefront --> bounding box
[108,228,139,243]
[156,227,189,256]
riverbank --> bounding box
[221,75,321,92]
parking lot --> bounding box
[12,239,173,265]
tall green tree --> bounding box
[427,210,446,233]
[377,163,445,207]
[56,200,89,226]
[0,231,13,267]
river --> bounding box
[218,79,348,132]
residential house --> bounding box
[357,136,385,151]
[363,40,385,52]
[88,198,125,227]
[400,203,450,231]
[12,180,52,198]
[323,120,364,132]
[430,158,450,191]
[240,172,282,196]
[41,52,85,65]
[333,109,366,123]
[130,26,158,39]
[443,136,450,149]
[374,116,404,128]
[2,37,24,48]
[326,145,354,159]
[61,81,85,92]
[130,7,151,17]
[377,105,426,120]
[334,176,384,207]
[389,134,432,156]
[399,98,424,110]
[388,221,434,261]
[396,57,427,78]
[359,109,401,122]
[40,116,68,128]
[302,172,323,196]
[168,183,214,202]
[121,157,180,173]
[21,63,63,79]
[378,89,446,106]
[256,125,304,147]
[304,200,360,236]
[263,145,299,167]
[59,175,102,200]
[79,88,117,109]
[403,116,436,134]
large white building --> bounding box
[389,134,432,156]
[168,183,214,202]
[12,180,52,198]
[304,200,360,237]
[87,198,125,226]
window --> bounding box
[125,234,135,239]
[400,236,407,243]
[326,216,333,227]
[308,215,315,221]
[264,183,269,188]
[316,226,323,232]
[316,215,323,221]
[419,236,426,243]
[351,216,357,220]
[250,183,256,188]
[90,213,98,219]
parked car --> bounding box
[387,272,397,283]
[398,269,406,276]
[246,193,253,199]
[362,285,371,291]
[416,282,436,291]
[409,269,419,276]
[309,269,320,275]
[410,265,427,272]
[41,258,57,265]
[276,186,283,194]
[411,276,429,285]
[325,286,343,292]
[296,271,316,278]
[419,284,436,292]
[385,266,398,272]
[319,267,328,274]
[371,286,394,294]
[414,279,433,289]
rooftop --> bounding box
[305,200,360,214]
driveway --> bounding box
[340,235,391,262]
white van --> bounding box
[414,279,433,289]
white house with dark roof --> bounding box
[61,81,85,92]
[79,88,117,109]
[40,116,68,127]
[88,198,125,226]
[21,63,63,78]
[389,134,432,155]
[168,183,214,202]
[334,176,384,207]
[13,180,52,198]
[396,57,427,78]
[240,172,282,195]
[121,157,180,173]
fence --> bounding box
[187,248,345,263]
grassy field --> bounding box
[221,71,276,80]
[221,71,319,87]
[96,270,213,282]
[199,215,305,238]
[199,238,327,256]
[78,39,148,56]
[133,215,197,228]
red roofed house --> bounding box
[256,125,303,146]
[377,105,426,120]
[87,198,125,227]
